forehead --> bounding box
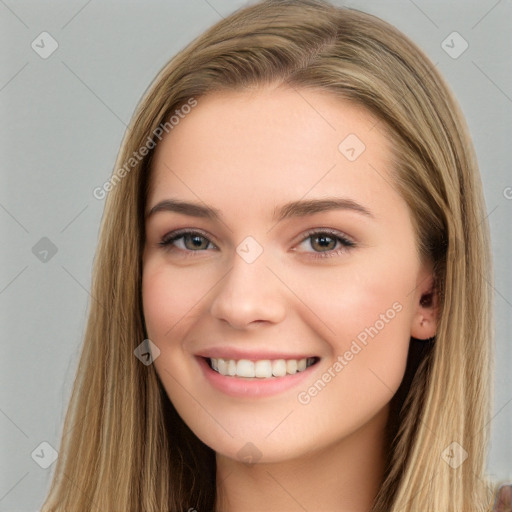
[147,86,400,219]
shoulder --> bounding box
[490,483,512,512]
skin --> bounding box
[142,84,438,512]
[495,484,512,511]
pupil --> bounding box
[186,235,207,250]
[313,235,335,251]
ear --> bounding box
[410,269,438,341]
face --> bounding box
[142,85,436,463]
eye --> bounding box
[158,229,216,253]
[157,228,355,259]
[296,229,355,259]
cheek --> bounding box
[141,261,221,409]
[141,263,206,408]
[142,261,213,341]
[288,278,414,445]
[287,253,417,397]
[142,267,178,340]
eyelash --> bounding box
[158,228,356,259]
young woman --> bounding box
[41,0,509,510]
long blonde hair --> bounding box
[41,1,496,510]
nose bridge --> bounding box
[209,239,286,328]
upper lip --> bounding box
[196,347,318,361]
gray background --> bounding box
[1,0,510,509]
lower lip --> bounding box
[196,356,319,398]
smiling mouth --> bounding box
[206,357,320,378]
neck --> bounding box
[215,405,389,512]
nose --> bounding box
[209,248,287,329]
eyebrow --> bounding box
[274,197,374,222]
[146,197,375,222]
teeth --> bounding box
[237,359,255,378]
[286,359,298,374]
[209,357,316,378]
[272,359,287,377]
[217,358,228,375]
